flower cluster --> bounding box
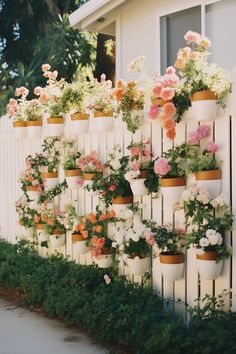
[76,151,104,173]
[7,86,29,121]
[19,154,44,194]
[87,74,114,114]
[15,195,37,228]
[148,66,179,140]
[34,202,65,235]
[175,31,231,108]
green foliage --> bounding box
[188,147,220,173]
[0,240,236,353]
[39,181,67,203]
[172,90,191,123]
[63,152,81,170]
[163,142,195,178]
[124,238,150,258]
[144,160,160,195]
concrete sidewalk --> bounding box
[0,298,109,354]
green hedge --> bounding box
[0,240,236,354]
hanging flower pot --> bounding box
[36,223,48,243]
[70,113,89,135]
[195,170,221,199]
[26,120,42,138]
[26,185,41,203]
[83,172,100,196]
[130,170,148,196]
[196,250,223,280]
[13,121,26,139]
[93,249,113,268]
[159,253,185,282]
[112,196,133,216]
[47,117,64,137]
[190,90,218,121]
[71,233,88,254]
[49,230,66,247]
[64,169,81,190]
[89,110,114,132]
[127,255,149,275]
[41,172,59,190]
[160,177,185,207]
[19,221,34,239]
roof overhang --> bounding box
[69,0,127,35]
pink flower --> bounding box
[188,130,200,144]
[8,98,18,108]
[15,86,29,97]
[152,84,162,97]
[49,70,58,80]
[41,64,51,72]
[160,88,175,101]
[108,184,117,191]
[148,104,162,120]
[130,146,140,157]
[43,71,51,78]
[184,30,201,43]
[34,86,43,96]
[145,231,155,246]
[154,157,171,176]
[131,160,141,171]
[104,274,111,285]
[166,66,176,75]
[77,178,84,187]
[205,141,218,154]
[163,102,176,117]
[197,125,211,139]
[162,73,179,87]
[39,93,49,104]
[143,148,152,157]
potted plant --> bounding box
[62,146,81,190]
[112,220,151,276]
[149,222,186,282]
[154,143,192,207]
[88,74,114,132]
[76,151,104,196]
[188,125,222,198]
[91,146,133,213]
[85,208,116,267]
[179,185,233,280]
[7,87,29,139]
[124,138,159,196]
[147,66,181,140]
[15,195,36,239]
[60,80,89,135]
[25,99,43,138]
[35,64,65,136]
[175,31,231,121]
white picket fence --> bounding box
[1,71,236,317]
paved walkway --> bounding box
[0,298,108,354]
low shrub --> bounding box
[0,239,235,354]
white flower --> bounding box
[211,194,227,208]
[110,159,121,170]
[199,237,210,247]
[124,208,133,219]
[196,189,210,205]
[112,241,117,248]
[206,229,222,246]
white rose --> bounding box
[199,237,210,247]
[110,159,121,170]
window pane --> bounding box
[206,0,236,71]
[160,6,201,73]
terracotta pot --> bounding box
[70,113,89,121]
[90,110,114,132]
[160,177,186,207]
[195,170,221,198]
[26,120,42,138]
[47,117,65,124]
[70,113,89,135]
[159,253,185,282]
[41,172,58,179]
[151,97,167,106]
[13,121,27,139]
[51,229,65,235]
[26,185,39,192]
[83,172,100,180]
[190,90,218,121]
[36,223,46,230]
[196,250,223,280]
[64,169,81,177]
[112,196,133,204]
[71,233,85,242]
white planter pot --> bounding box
[65,176,79,190]
[93,254,113,268]
[14,126,27,139]
[159,253,185,282]
[195,170,222,199]
[130,179,148,196]
[37,229,48,243]
[26,125,42,138]
[190,91,218,121]
[74,240,88,255]
[21,226,34,239]
[161,185,185,207]
[83,180,99,196]
[89,111,114,132]
[49,233,65,247]
[70,119,88,135]
[42,176,59,191]
[27,190,40,203]
[196,250,223,280]
[112,196,133,217]
[47,118,64,137]
[127,256,149,275]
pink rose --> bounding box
[130,146,140,157]
[197,125,211,139]
[41,64,51,72]
[188,131,200,144]
[166,66,176,75]
[154,157,171,176]
[143,148,152,157]
[162,73,179,87]
[15,86,29,97]
[148,104,162,120]
[160,88,175,101]
[131,160,141,171]
[205,141,218,154]
[8,98,18,108]
[104,274,111,285]
[145,231,155,246]
[34,86,43,96]
[184,30,201,44]
[152,84,162,97]
[163,102,176,117]
[108,184,117,191]
[43,71,51,78]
